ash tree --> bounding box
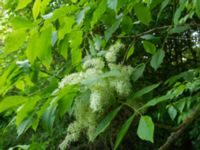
[1,0,200,149]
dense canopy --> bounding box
[1,0,200,149]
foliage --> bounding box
[0,0,200,149]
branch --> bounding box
[155,123,178,132]
[116,25,170,39]
[158,105,200,150]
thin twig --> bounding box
[116,25,170,39]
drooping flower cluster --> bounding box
[105,41,124,63]
[59,42,133,149]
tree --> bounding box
[0,0,200,149]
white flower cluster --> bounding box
[59,72,85,88]
[83,57,105,70]
[59,121,81,149]
[59,58,104,89]
[105,41,124,63]
[89,91,101,111]
[59,41,133,149]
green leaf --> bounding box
[137,115,154,143]
[0,63,17,92]
[16,0,33,10]
[91,0,107,29]
[26,30,39,64]
[29,143,46,150]
[150,49,165,71]
[134,3,152,25]
[37,100,51,119]
[157,0,170,20]
[59,36,69,59]
[126,45,135,60]
[69,31,83,67]
[42,105,57,131]
[93,106,121,140]
[58,16,75,41]
[0,96,28,113]
[10,16,34,29]
[17,116,33,136]
[114,114,135,150]
[15,80,25,90]
[173,0,186,25]
[32,0,41,20]
[45,5,78,22]
[16,96,39,127]
[196,0,200,18]
[169,25,190,34]
[26,25,53,67]
[39,25,53,67]
[129,83,160,100]
[150,0,163,9]
[58,93,77,117]
[76,6,90,25]
[143,41,156,54]
[140,34,157,40]
[168,105,177,120]
[143,94,173,108]
[105,17,122,41]
[5,29,26,53]
[40,0,51,14]
[132,63,146,82]
[121,16,133,34]
[107,0,118,11]
[57,85,79,116]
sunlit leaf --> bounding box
[76,6,90,25]
[58,16,75,41]
[40,0,51,14]
[5,29,26,53]
[32,0,41,20]
[59,36,69,59]
[16,0,33,10]
[91,0,107,28]
[69,30,83,67]
[0,96,28,113]
[10,16,34,29]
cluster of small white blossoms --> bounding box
[105,41,124,63]
[59,42,134,149]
